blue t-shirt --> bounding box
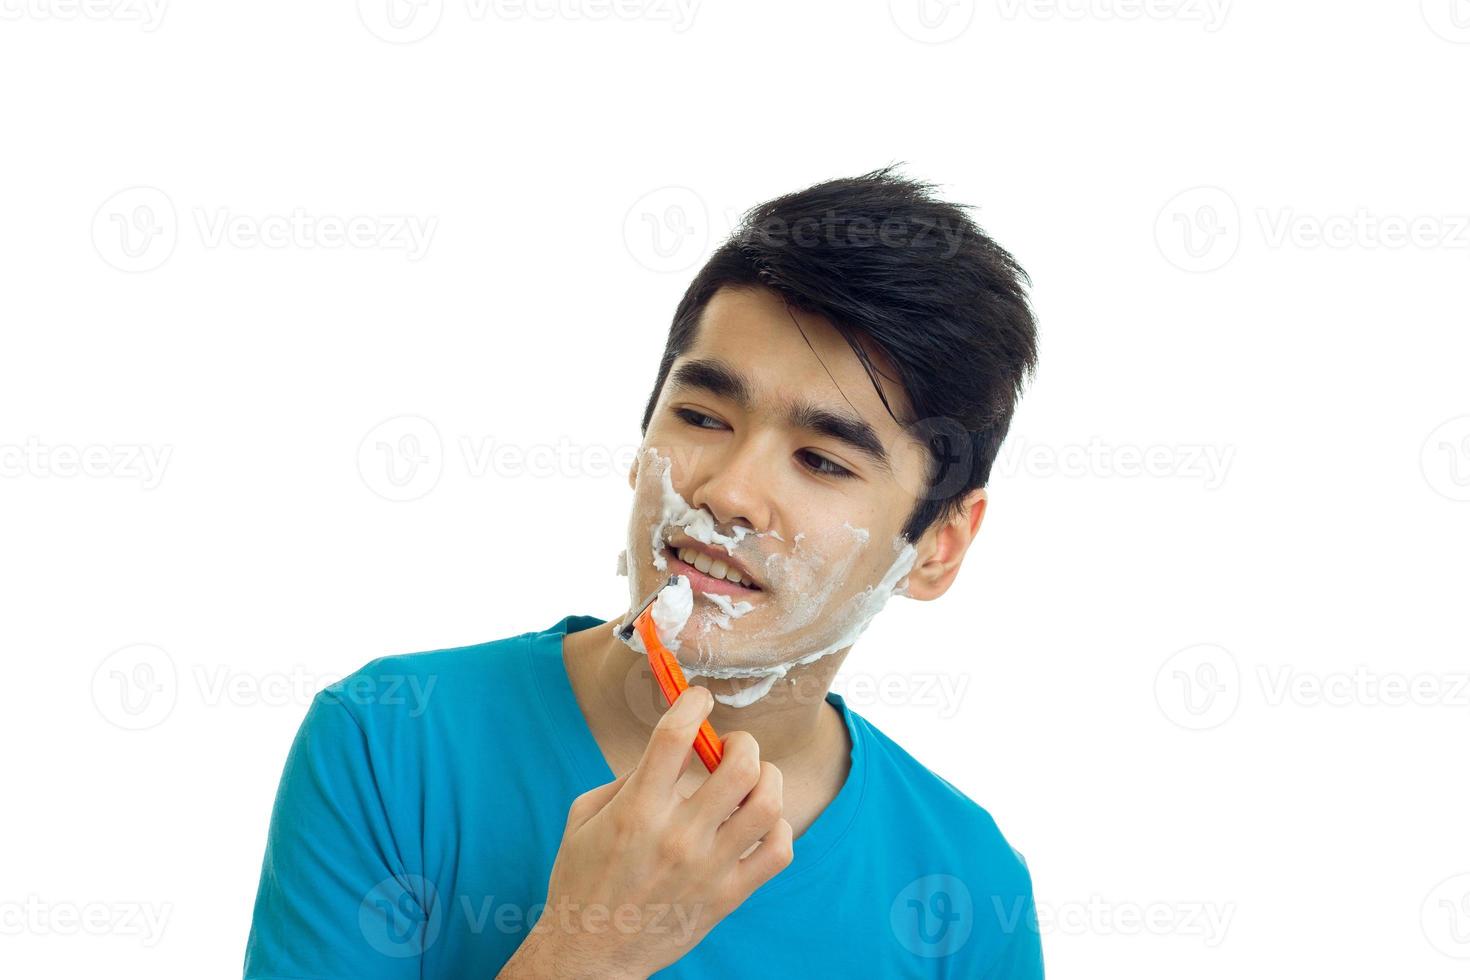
[243,615,1043,978]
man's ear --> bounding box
[902,488,988,601]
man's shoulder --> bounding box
[341,628,539,680]
[841,703,1043,975]
[312,623,553,729]
[848,702,1034,886]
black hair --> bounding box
[639,164,1039,544]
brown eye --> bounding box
[674,408,724,430]
[799,450,855,479]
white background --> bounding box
[2,1,1468,977]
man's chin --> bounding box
[678,671,785,709]
[673,641,795,678]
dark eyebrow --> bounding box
[667,357,893,473]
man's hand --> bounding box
[498,686,793,979]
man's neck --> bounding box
[562,617,853,782]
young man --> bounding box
[244,167,1044,978]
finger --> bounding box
[627,685,714,800]
[684,730,763,831]
[731,818,794,896]
[564,768,632,834]
[712,761,783,863]
[674,743,701,799]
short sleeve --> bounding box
[978,864,1044,979]
[243,691,429,979]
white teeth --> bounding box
[675,546,753,588]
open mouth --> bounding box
[662,543,764,598]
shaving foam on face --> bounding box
[648,454,755,573]
[618,446,919,707]
[681,531,916,682]
[650,575,693,651]
[703,592,754,630]
[622,574,694,657]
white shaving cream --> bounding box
[617,446,918,708]
[703,592,754,630]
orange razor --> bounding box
[617,575,724,773]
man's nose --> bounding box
[688,440,774,534]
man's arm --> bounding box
[979,864,1044,979]
[243,689,424,979]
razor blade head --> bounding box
[616,574,681,640]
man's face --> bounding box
[620,286,930,682]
